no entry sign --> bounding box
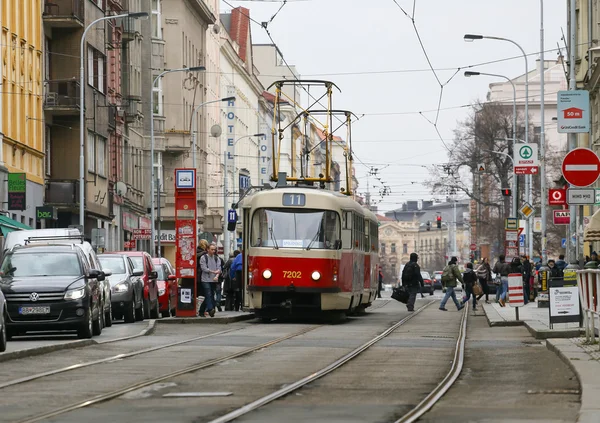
[561,148,600,187]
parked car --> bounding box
[420,271,434,295]
[152,258,177,318]
[0,244,104,339]
[432,271,443,290]
[6,229,113,329]
[99,254,144,323]
[0,290,7,352]
[117,251,160,319]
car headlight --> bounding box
[158,288,166,296]
[311,271,321,281]
[64,287,85,300]
[262,269,272,279]
[112,283,128,293]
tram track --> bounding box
[14,325,320,423]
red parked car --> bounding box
[117,251,160,319]
[152,258,177,318]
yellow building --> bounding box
[1,0,44,227]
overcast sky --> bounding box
[222,0,567,212]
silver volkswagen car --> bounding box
[98,254,144,323]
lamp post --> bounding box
[539,0,547,264]
[465,71,517,219]
[191,96,236,170]
[222,133,266,261]
[465,33,532,259]
[150,66,205,257]
[79,12,148,234]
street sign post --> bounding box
[508,273,525,320]
[567,188,596,204]
[514,144,539,175]
[549,189,567,206]
[533,217,542,233]
[557,90,590,133]
[505,218,518,230]
[553,210,571,225]
[469,243,476,251]
[519,203,534,218]
[561,148,600,187]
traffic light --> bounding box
[426,221,431,231]
[436,216,442,229]
[501,188,512,197]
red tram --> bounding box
[240,186,379,320]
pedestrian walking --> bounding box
[492,254,510,307]
[377,267,383,299]
[521,255,532,305]
[223,251,239,311]
[461,263,478,310]
[199,243,221,317]
[400,253,423,312]
[439,257,464,311]
[215,254,224,312]
[229,249,244,311]
[555,254,567,271]
[547,259,563,278]
[475,257,491,304]
[196,239,209,316]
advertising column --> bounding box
[174,169,197,317]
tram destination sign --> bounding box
[282,193,305,206]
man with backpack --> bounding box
[439,257,464,311]
[401,253,424,312]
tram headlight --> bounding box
[311,271,321,281]
[262,269,272,279]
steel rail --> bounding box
[0,328,241,390]
[394,305,469,423]
[207,300,436,423]
[15,325,320,423]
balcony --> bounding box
[44,80,80,115]
[108,105,116,130]
[124,100,143,124]
[122,16,141,43]
[43,0,84,28]
[45,180,80,206]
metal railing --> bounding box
[578,269,600,347]
[43,0,84,21]
[44,80,80,109]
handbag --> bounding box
[473,281,483,296]
[391,286,409,304]
[493,275,501,286]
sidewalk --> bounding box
[159,310,255,324]
[482,300,582,339]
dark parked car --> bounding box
[98,254,144,323]
[117,251,159,319]
[420,271,434,295]
[0,290,6,352]
[432,271,443,290]
[0,244,104,339]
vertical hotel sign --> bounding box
[259,122,270,185]
[8,173,26,211]
[226,86,236,189]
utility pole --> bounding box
[568,0,578,262]
[540,0,547,264]
[223,151,230,261]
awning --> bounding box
[0,215,32,236]
[584,208,600,241]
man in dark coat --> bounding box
[401,253,423,312]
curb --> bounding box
[546,339,600,423]
[524,320,582,340]
[482,303,524,327]
[0,319,156,363]
[157,313,256,324]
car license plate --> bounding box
[19,306,51,315]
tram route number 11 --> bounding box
[282,193,306,207]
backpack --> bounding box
[441,265,453,284]
[401,262,417,285]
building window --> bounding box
[153,77,163,115]
[391,264,396,276]
[380,243,386,254]
[91,0,106,10]
[391,243,396,253]
[97,136,106,177]
[87,131,95,173]
[45,126,51,176]
[87,45,106,94]
[152,0,162,39]
[402,243,408,254]
[29,218,33,228]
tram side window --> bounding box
[370,221,378,252]
[341,211,352,249]
[364,219,369,252]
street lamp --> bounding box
[191,96,236,170]
[150,66,205,257]
[222,133,266,261]
[79,12,149,233]
[465,71,517,219]
[464,33,532,258]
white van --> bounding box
[4,228,82,253]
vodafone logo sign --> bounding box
[549,189,567,206]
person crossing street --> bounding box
[439,257,464,312]
[400,253,423,312]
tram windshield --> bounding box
[251,208,341,249]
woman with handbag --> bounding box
[475,258,492,304]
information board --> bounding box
[548,277,580,326]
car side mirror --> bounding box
[103,270,112,277]
[150,270,158,279]
[132,270,143,277]
[168,275,177,281]
[89,269,105,281]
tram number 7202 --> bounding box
[282,193,306,206]
[283,271,302,279]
